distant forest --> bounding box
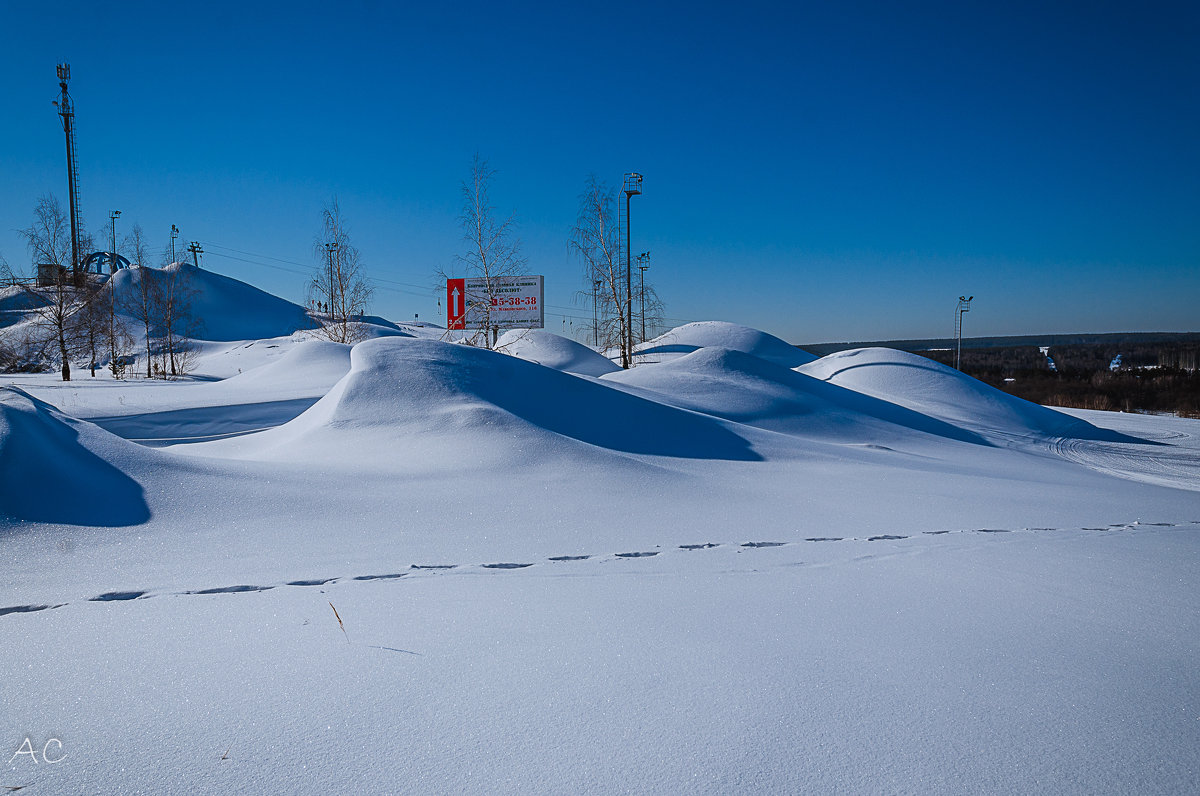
[922,343,1200,417]
[804,335,1200,418]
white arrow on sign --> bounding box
[451,286,463,319]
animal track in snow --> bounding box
[188,585,274,595]
[0,604,60,616]
[6,519,1190,621]
[90,591,146,601]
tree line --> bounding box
[0,195,196,380]
[921,344,1200,417]
[3,157,665,378]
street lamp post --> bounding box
[622,173,642,368]
[109,210,121,275]
[955,296,973,370]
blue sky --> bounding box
[2,0,1196,343]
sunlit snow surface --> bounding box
[2,282,1199,794]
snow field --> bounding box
[2,269,1199,793]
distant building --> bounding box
[1158,348,1197,372]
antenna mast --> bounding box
[55,64,84,284]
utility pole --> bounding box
[955,296,973,370]
[188,241,203,268]
[54,64,83,284]
[109,210,121,274]
[170,224,179,264]
[637,251,650,343]
[622,173,642,368]
[592,278,602,348]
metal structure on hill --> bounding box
[955,296,973,370]
[53,64,84,284]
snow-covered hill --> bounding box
[114,263,318,342]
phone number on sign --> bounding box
[491,297,538,307]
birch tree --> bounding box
[570,176,631,367]
[19,195,81,380]
[452,154,527,348]
[310,198,372,344]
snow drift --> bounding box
[0,387,149,526]
[0,285,51,317]
[496,329,620,376]
[636,321,818,367]
[217,339,353,392]
[190,337,760,464]
[607,345,989,445]
[800,347,1137,441]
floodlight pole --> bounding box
[622,173,642,368]
[109,210,121,275]
[955,295,973,370]
[170,224,179,264]
[637,251,650,342]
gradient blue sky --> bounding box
[2,0,1196,343]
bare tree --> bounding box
[310,198,372,344]
[159,263,198,377]
[75,282,106,377]
[123,263,162,379]
[570,176,632,367]
[18,195,82,380]
[118,236,196,380]
[448,154,527,348]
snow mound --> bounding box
[0,285,51,314]
[219,339,353,391]
[636,321,817,367]
[189,337,759,464]
[114,264,317,342]
[607,346,988,445]
[800,348,1119,439]
[0,387,149,526]
[497,329,620,376]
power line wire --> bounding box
[199,239,692,325]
